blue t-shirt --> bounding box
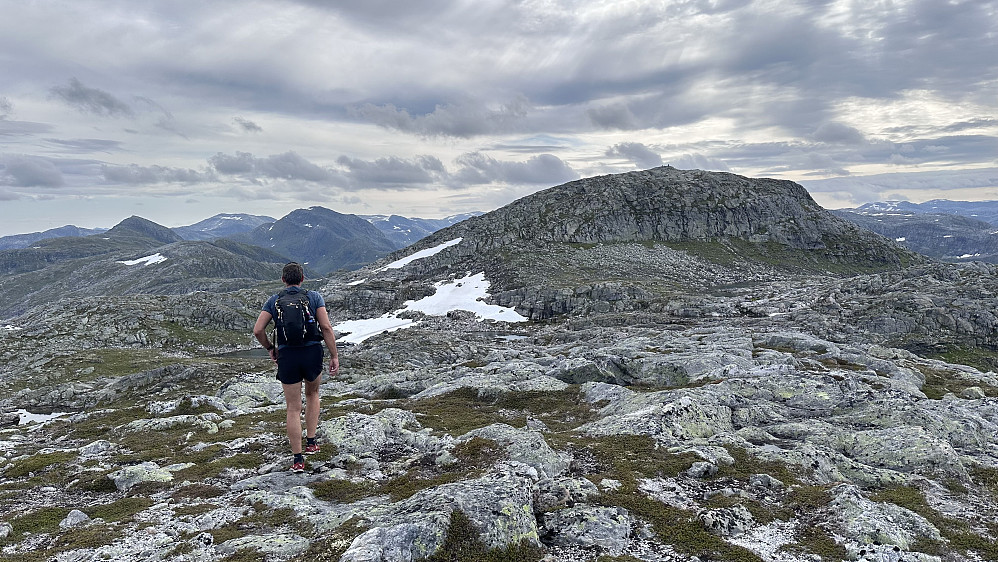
[263,286,326,348]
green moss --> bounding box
[596,491,763,562]
[969,465,998,500]
[210,505,305,545]
[69,470,118,493]
[3,451,77,479]
[452,437,507,469]
[3,506,71,542]
[53,524,121,550]
[173,503,219,517]
[85,497,154,522]
[914,359,998,400]
[173,452,263,481]
[586,434,702,483]
[716,447,802,487]
[311,479,373,504]
[296,516,369,562]
[422,510,544,562]
[872,485,998,559]
[777,524,848,561]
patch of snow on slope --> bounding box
[334,271,526,344]
[378,238,462,271]
[118,253,168,266]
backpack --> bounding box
[273,289,321,346]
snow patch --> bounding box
[334,271,526,344]
[16,409,69,426]
[118,253,167,266]
[895,237,906,242]
[304,223,313,228]
[379,238,462,271]
[957,253,981,259]
[347,278,367,286]
[1,324,22,332]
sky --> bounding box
[1,0,997,236]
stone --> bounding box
[109,462,174,491]
[59,509,91,529]
[685,461,717,478]
[960,386,986,399]
[541,505,632,554]
[458,424,568,478]
[699,504,754,537]
[830,484,942,550]
[219,533,310,558]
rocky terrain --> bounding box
[2,167,998,562]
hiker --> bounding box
[253,262,339,473]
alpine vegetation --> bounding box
[2,167,997,562]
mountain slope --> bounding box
[851,199,998,225]
[0,225,107,250]
[173,213,276,241]
[362,213,482,248]
[833,209,998,262]
[329,167,920,321]
[231,206,397,273]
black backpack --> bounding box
[273,289,321,346]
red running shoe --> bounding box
[291,461,305,473]
[304,443,320,455]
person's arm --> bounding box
[253,310,277,362]
[315,306,339,375]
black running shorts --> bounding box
[276,344,323,385]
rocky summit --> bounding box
[2,167,998,562]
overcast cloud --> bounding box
[0,0,996,235]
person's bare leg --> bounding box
[283,382,303,454]
[304,375,322,439]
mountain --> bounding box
[330,167,920,322]
[0,225,107,250]
[106,216,185,245]
[173,213,276,241]
[833,209,998,262]
[0,217,289,319]
[230,206,397,273]
[362,212,483,248]
[850,199,998,225]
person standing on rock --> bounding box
[253,262,339,473]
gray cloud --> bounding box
[606,142,663,169]
[44,138,124,153]
[1,156,65,187]
[669,154,732,172]
[50,78,134,118]
[234,117,263,133]
[0,96,12,119]
[810,122,866,145]
[209,151,336,183]
[102,164,215,185]
[801,168,998,203]
[0,188,21,200]
[453,152,578,186]
[352,96,531,138]
[336,155,446,189]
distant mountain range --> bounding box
[835,200,998,263]
[0,208,477,319]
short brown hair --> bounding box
[282,262,304,285]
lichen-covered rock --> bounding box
[699,504,754,537]
[540,505,632,554]
[458,424,568,478]
[217,375,284,410]
[108,462,175,491]
[830,484,942,550]
[218,533,310,559]
[533,476,600,511]
[59,510,91,529]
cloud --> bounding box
[49,78,134,118]
[234,117,263,132]
[209,151,336,182]
[587,104,639,130]
[453,152,578,185]
[0,188,21,200]
[606,142,663,169]
[801,168,998,201]
[351,96,531,138]
[336,155,446,189]
[102,164,215,185]
[669,153,732,172]
[1,156,66,187]
[810,122,866,145]
[44,138,124,153]
[0,96,12,119]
